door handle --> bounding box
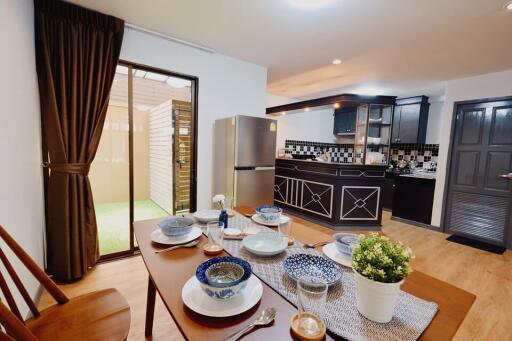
[499,173,512,180]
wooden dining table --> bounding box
[134,207,475,340]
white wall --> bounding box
[270,108,337,151]
[425,98,444,144]
[121,28,267,209]
[431,69,512,227]
[0,0,45,317]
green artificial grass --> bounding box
[95,199,169,255]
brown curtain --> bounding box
[34,0,124,281]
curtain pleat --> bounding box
[34,0,124,281]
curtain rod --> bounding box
[125,23,216,54]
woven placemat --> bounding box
[219,214,438,341]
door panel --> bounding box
[455,151,480,186]
[490,106,512,145]
[391,106,401,142]
[484,152,512,191]
[234,168,275,207]
[446,98,512,247]
[235,116,276,167]
[460,108,485,144]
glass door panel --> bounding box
[90,67,130,256]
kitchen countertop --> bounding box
[398,170,437,180]
[276,157,388,169]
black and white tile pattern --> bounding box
[390,143,439,169]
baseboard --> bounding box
[391,216,442,232]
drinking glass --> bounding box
[206,221,224,250]
[297,279,327,337]
[278,218,293,244]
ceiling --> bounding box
[66,0,512,100]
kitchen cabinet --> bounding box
[392,96,430,144]
[333,105,357,135]
[383,173,396,210]
[392,175,435,225]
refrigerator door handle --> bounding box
[254,166,275,171]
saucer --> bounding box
[251,214,290,227]
[181,274,263,317]
[322,243,353,268]
[150,226,202,245]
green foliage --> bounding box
[352,233,413,283]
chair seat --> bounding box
[26,288,130,341]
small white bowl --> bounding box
[242,233,288,257]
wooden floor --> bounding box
[38,211,512,340]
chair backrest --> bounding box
[0,225,69,339]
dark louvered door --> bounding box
[445,98,512,246]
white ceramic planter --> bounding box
[353,270,404,323]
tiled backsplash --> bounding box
[284,139,439,167]
[284,140,355,163]
[390,143,439,169]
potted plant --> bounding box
[352,233,413,323]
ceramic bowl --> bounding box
[283,253,342,286]
[196,256,252,300]
[158,217,194,237]
[255,205,282,223]
[332,233,360,256]
[193,209,221,223]
[242,232,288,257]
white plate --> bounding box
[251,214,290,227]
[242,232,288,257]
[150,226,202,245]
[181,275,263,317]
[323,242,353,268]
[193,209,221,223]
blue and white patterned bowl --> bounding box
[255,205,282,223]
[332,233,360,256]
[283,253,342,286]
[158,217,194,237]
[196,257,252,300]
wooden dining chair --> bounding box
[0,225,131,341]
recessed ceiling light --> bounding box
[305,107,310,112]
[505,1,512,10]
[333,103,340,109]
[332,59,342,65]
[281,111,286,116]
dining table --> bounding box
[134,206,476,340]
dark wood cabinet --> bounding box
[333,105,357,135]
[392,96,430,144]
[382,174,396,210]
[392,176,435,225]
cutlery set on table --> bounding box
[150,205,362,340]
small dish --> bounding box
[251,214,290,227]
[242,232,288,257]
[290,312,326,341]
[283,254,342,286]
[332,233,360,256]
[195,256,252,300]
[323,243,352,268]
[193,209,221,223]
[223,228,242,236]
[255,205,282,224]
[158,217,194,237]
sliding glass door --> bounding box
[89,61,198,259]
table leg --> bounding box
[145,275,156,337]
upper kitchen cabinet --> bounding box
[392,96,430,144]
[333,104,357,135]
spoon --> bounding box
[154,239,199,254]
[224,307,276,341]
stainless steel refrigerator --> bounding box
[213,115,277,208]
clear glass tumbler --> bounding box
[206,221,224,250]
[297,278,327,337]
[278,218,293,244]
